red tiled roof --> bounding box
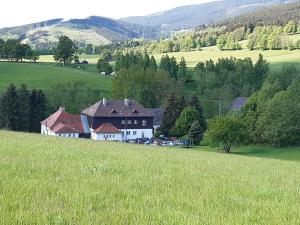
[94,123,121,134]
[41,107,84,134]
[52,123,81,134]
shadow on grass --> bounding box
[230,146,300,162]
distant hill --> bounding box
[0,16,160,47]
[122,0,297,31]
[216,1,300,31]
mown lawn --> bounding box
[0,131,299,224]
[0,62,112,95]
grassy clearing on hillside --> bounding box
[0,62,112,95]
[0,131,299,225]
[39,55,102,64]
[155,49,300,70]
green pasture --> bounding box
[0,131,299,224]
[0,62,112,94]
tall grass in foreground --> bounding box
[0,131,299,225]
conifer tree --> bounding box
[253,54,269,91]
[149,56,157,71]
[189,95,207,130]
[0,84,20,130]
[179,96,186,115]
[189,121,204,145]
[161,94,180,135]
[17,84,31,131]
[178,57,189,82]
[30,89,47,132]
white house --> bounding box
[81,98,155,141]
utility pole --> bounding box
[218,97,223,118]
[59,61,62,82]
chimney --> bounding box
[124,98,129,106]
[103,98,107,106]
[59,107,65,111]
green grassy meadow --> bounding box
[0,62,112,94]
[155,49,300,71]
[0,130,299,224]
[39,55,101,64]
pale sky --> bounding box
[0,0,214,28]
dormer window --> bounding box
[111,109,118,114]
[132,109,139,114]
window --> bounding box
[142,120,147,126]
[121,120,126,125]
[59,134,61,137]
[133,131,137,135]
[127,120,132,125]
[127,131,131,135]
[134,120,138,124]
[122,132,125,137]
[68,134,71,137]
[73,134,75,138]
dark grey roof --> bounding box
[81,99,153,118]
[149,108,164,125]
[231,97,247,110]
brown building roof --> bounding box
[231,97,247,111]
[81,99,153,118]
[94,123,121,134]
[41,107,84,134]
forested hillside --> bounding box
[0,17,160,53]
[123,0,296,31]
[217,1,300,32]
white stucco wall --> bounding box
[121,129,153,141]
[41,125,79,138]
[91,132,122,141]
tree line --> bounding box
[0,39,39,62]
[0,84,47,132]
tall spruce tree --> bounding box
[17,84,31,131]
[189,121,204,145]
[189,96,207,130]
[149,56,157,71]
[179,96,186,115]
[30,89,47,132]
[253,54,269,91]
[178,57,189,81]
[161,94,180,135]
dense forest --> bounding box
[217,2,300,32]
